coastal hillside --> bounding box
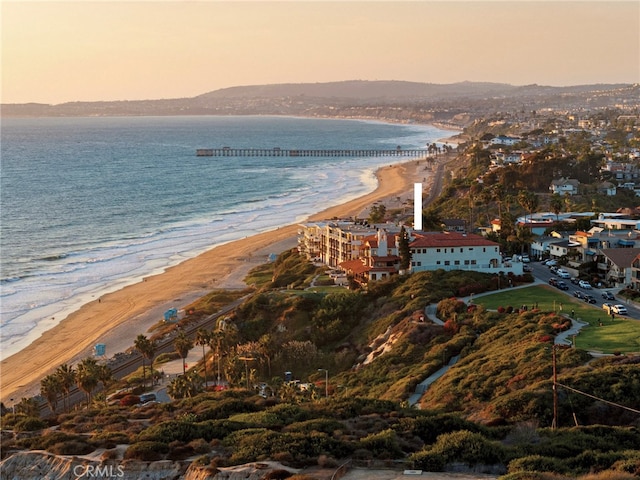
[2,253,639,479]
[2,81,637,122]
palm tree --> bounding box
[134,334,156,388]
[55,364,76,413]
[76,357,100,406]
[550,193,564,221]
[195,328,211,386]
[167,370,204,399]
[96,364,113,390]
[518,190,539,224]
[40,374,62,414]
[174,330,193,375]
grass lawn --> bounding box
[474,285,640,354]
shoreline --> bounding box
[0,157,434,403]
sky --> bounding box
[2,1,639,105]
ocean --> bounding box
[0,115,455,359]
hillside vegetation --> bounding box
[2,250,639,479]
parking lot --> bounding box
[530,260,638,318]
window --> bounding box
[436,248,441,253]
[464,260,470,265]
[444,261,450,266]
[455,260,460,265]
[471,259,477,265]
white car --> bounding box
[556,269,571,279]
[578,280,592,289]
[611,305,627,315]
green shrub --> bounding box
[196,419,246,440]
[167,440,194,460]
[508,455,570,474]
[138,420,206,443]
[405,413,487,444]
[14,416,46,431]
[500,473,570,480]
[16,430,84,450]
[194,398,259,421]
[283,418,345,434]
[408,449,446,471]
[430,430,506,466]
[568,450,628,474]
[91,431,130,448]
[188,438,211,454]
[124,441,169,461]
[358,428,403,459]
[48,440,95,455]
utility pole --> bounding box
[318,368,328,398]
[552,345,558,429]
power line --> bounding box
[556,382,640,415]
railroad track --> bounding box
[38,298,248,415]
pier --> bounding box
[196,147,427,157]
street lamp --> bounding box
[318,368,328,398]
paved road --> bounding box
[528,261,640,319]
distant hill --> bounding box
[194,80,518,100]
[2,80,637,119]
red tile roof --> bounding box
[409,232,499,248]
[340,259,371,274]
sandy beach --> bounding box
[1,157,435,403]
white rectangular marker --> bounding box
[414,183,422,231]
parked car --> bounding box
[545,259,557,266]
[573,291,585,299]
[521,255,530,263]
[579,280,592,289]
[556,269,571,278]
[139,393,157,404]
[570,277,580,285]
[523,264,532,272]
[611,304,627,315]
[602,291,615,300]
[583,294,597,304]
[549,278,558,287]
[550,266,559,274]
[556,281,569,290]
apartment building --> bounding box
[409,232,522,275]
[298,221,402,268]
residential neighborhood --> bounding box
[300,103,640,291]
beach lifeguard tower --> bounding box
[94,343,106,358]
[163,308,178,323]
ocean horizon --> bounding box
[0,115,456,360]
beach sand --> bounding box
[1,158,434,403]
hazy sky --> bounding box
[2,1,639,104]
